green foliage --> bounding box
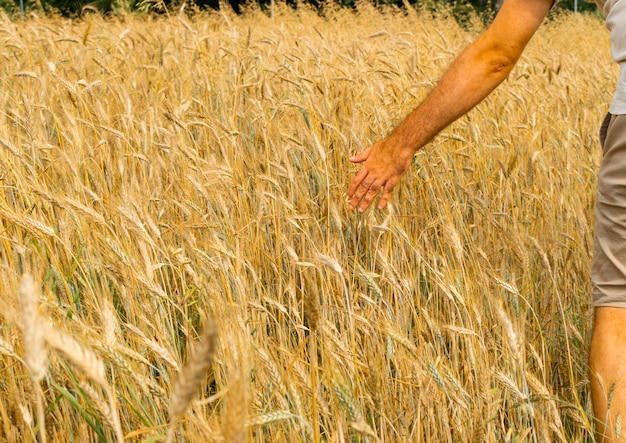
[554,0,598,13]
[40,0,137,15]
[0,0,602,30]
[1,0,18,15]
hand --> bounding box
[347,138,414,212]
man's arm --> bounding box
[347,0,554,213]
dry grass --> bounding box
[0,4,613,441]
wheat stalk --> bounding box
[0,10,608,442]
[124,323,180,369]
[44,325,107,387]
[0,206,55,238]
[166,317,218,443]
[79,381,125,442]
[221,371,247,443]
[495,303,520,358]
[0,335,21,362]
[18,275,47,382]
[17,274,47,443]
[44,325,124,440]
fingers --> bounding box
[356,183,383,212]
[347,141,404,212]
[348,175,385,212]
[347,167,368,201]
[349,146,372,164]
[377,178,398,210]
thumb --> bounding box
[350,146,372,163]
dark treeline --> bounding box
[1,0,599,19]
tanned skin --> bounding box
[591,308,626,442]
[347,1,626,440]
[347,0,552,212]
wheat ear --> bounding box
[166,317,218,443]
[18,274,47,382]
[18,274,47,443]
[44,325,107,387]
[44,325,124,441]
[79,381,125,441]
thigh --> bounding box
[593,113,626,308]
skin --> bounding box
[347,1,626,441]
[347,0,553,213]
[590,307,626,442]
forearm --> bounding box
[387,0,553,156]
[347,0,553,212]
[388,37,518,156]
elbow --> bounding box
[490,57,515,75]
[487,51,518,77]
[469,35,522,78]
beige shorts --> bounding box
[592,113,626,308]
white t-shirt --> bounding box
[551,0,626,113]
[601,0,626,113]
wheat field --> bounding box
[0,4,614,442]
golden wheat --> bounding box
[167,317,218,442]
[0,5,611,442]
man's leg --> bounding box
[591,113,626,441]
[590,307,626,442]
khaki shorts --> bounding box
[593,113,626,307]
